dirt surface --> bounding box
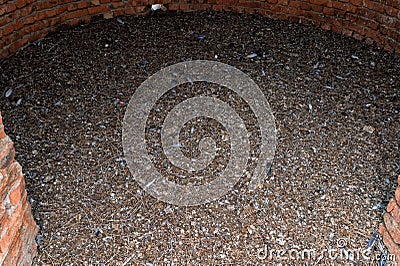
[0,10,399,265]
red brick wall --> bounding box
[0,113,39,265]
[0,0,399,58]
[379,175,400,265]
[0,0,399,264]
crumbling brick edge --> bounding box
[0,112,39,265]
[379,175,400,266]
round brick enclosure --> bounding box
[0,0,399,58]
[0,0,399,265]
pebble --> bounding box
[5,88,12,98]
[363,125,375,134]
[246,53,258,58]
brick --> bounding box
[311,4,324,12]
[384,212,400,244]
[283,6,304,15]
[323,6,335,16]
[365,37,374,45]
[88,5,110,14]
[112,2,126,8]
[15,218,38,265]
[309,0,328,5]
[4,3,16,14]
[300,2,311,10]
[367,19,379,30]
[2,23,15,36]
[35,28,50,39]
[103,11,113,19]
[199,3,213,10]
[342,28,353,36]
[391,203,400,226]
[239,1,260,8]
[395,187,400,205]
[287,15,299,22]
[34,1,58,10]
[66,9,89,20]
[388,198,397,212]
[180,3,193,10]
[9,180,24,206]
[332,1,357,13]
[113,9,125,16]
[124,7,137,14]
[379,223,400,262]
[5,163,23,189]
[288,0,300,7]
[350,0,362,6]
[0,14,13,27]
[386,0,399,8]
[321,22,332,30]
[385,6,399,17]
[77,2,89,9]
[387,28,399,40]
[14,0,27,9]
[244,7,256,13]
[210,5,222,10]
[56,5,69,15]
[0,49,9,58]
[364,0,385,13]
[352,32,363,40]
[9,37,28,53]
[68,3,79,11]
[0,141,14,170]
[277,0,289,5]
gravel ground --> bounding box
[0,10,399,265]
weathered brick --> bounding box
[277,0,289,5]
[364,0,385,13]
[9,179,24,206]
[350,0,362,6]
[395,187,400,205]
[88,5,110,14]
[103,11,113,19]
[14,0,27,9]
[309,0,328,5]
[311,4,324,12]
[388,198,397,212]
[0,141,14,171]
[379,223,400,262]
[384,213,400,244]
[66,9,89,20]
[4,3,17,14]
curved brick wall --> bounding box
[0,0,399,58]
[0,0,399,264]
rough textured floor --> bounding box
[0,10,399,265]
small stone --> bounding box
[246,53,258,58]
[363,125,375,134]
[5,88,12,98]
